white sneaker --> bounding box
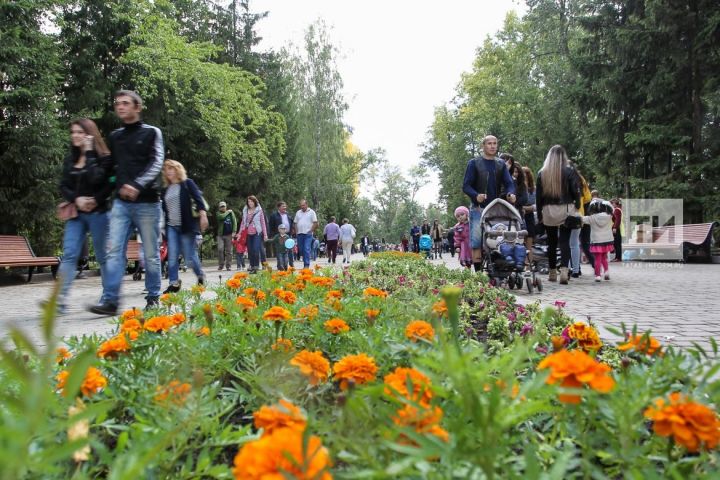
[604,273,610,281]
[595,276,601,282]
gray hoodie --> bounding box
[582,212,614,244]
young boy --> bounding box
[232,233,246,270]
[272,224,292,271]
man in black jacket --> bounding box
[91,90,164,315]
[267,201,294,269]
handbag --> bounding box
[56,201,78,221]
[563,214,582,229]
[191,196,209,218]
[541,203,577,227]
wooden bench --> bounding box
[0,235,60,282]
[625,222,718,261]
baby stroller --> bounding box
[419,234,433,259]
[481,199,542,293]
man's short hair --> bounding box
[114,90,143,106]
[482,135,497,145]
[277,201,286,208]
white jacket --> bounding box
[339,223,356,243]
[582,212,614,244]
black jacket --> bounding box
[109,121,164,203]
[536,166,581,223]
[60,149,114,212]
[268,210,294,238]
[161,179,207,234]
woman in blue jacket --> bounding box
[161,160,209,292]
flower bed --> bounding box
[1,252,719,478]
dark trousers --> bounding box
[580,224,595,266]
[326,239,338,263]
[613,231,622,260]
[546,225,571,270]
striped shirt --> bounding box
[164,183,182,226]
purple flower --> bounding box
[432,288,439,295]
[507,312,517,323]
[535,345,548,355]
[478,302,485,310]
[398,275,406,285]
[520,323,534,337]
[554,300,566,308]
[517,305,526,314]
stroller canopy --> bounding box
[480,198,524,225]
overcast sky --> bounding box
[253,0,525,206]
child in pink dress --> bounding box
[453,206,472,268]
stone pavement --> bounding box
[2,254,718,351]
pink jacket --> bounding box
[453,221,472,265]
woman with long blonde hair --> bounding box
[535,145,581,284]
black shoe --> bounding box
[197,276,205,286]
[144,297,159,311]
[163,281,182,294]
[571,272,580,278]
[89,302,118,316]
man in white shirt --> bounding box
[293,199,318,268]
[339,218,357,264]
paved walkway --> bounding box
[2,254,718,351]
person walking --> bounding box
[294,199,318,268]
[268,201,294,269]
[239,195,268,274]
[446,227,455,258]
[216,201,237,271]
[271,224,292,271]
[431,220,444,259]
[521,166,537,267]
[323,216,341,263]
[339,218,356,264]
[581,199,616,281]
[535,145,581,285]
[160,159,208,293]
[570,169,594,277]
[54,118,114,314]
[361,234,370,257]
[610,198,623,261]
[410,222,421,253]
[90,90,165,315]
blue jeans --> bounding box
[569,227,581,273]
[499,243,527,268]
[277,252,289,271]
[247,233,262,268]
[236,252,245,269]
[58,211,109,304]
[297,233,313,267]
[470,206,484,249]
[103,200,161,304]
[166,225,204,283]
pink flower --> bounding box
[517,305,526,314]
[554,300,566,308]
[536,345,548,355]
[507,312,517,323]
[520,323,534,337]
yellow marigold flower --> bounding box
[233,271,249,280]
[332,353,378,390]
[97,334,131,359]
[537,349,615,404]
[297,304,319,320]
[644,392,720,452]
[431,300,448,317]
[618,333,663,356]
[56,367,107,398]
[154,380,192,406]
[120,308,143,321]
[263,306,292,321]
[144,315,174,332]
[191,285,205,295]
[384,367,434,407]
[551,335,566,352]
[324,318,350,334]
[365,309,380,319]
[272,338,294,352]
[405,320,435,342]
[196,326,210,336]
[566,322,603,351]
[309,276,334,287]
[393,404,449,443]
[171,312,186,326]
[232,427,332,480]
[288,266,296,272]
[290,350,330,385]
[235,296,257,310]
[56,347,72,364]
[215,303,227,315]
[226,278,242,289]
[363,287,388,299]
[253,399,307,436]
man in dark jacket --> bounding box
[462,135,516,270]
[91,90,164,315]
[268,201,294,269]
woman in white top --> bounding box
[339,218,357,264]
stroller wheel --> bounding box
[515,274,523,289]
[535,277,543,292]
[508,275,514,290]
[526,277,534,293]
[132,271,142,281]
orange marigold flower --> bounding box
[120,318,143,336]
[332,353,378,390]
[566,322,603,351]
[324,318,350,334]
[160,293,174,304]
[325,290,343,301]
[154,380,192,406]
[551,335,566,352]
[392,404,450,442]
[327,299,343,312]
[235,296,257,310]
[365,309,380,319]
[288,266,296,272]
[244,287,258,297]
[226,278,242,289]
[272,338,294,352]
[278,290,297,304]
[120,308,143,321]
[314,264,322,270]
[297,305,319,320]
[215,303,227,315]
[384,367,434,407]
[431,300,448,317]
[97,334,131,359]
[56,347,72,364]
[233,271,249,280]
[191,285,205,295]
[263,306,292,321]
[196,326,210,336]
[405,320,435,342]
[290,350,330,385]
[617,333,663,356]
[232,427,332,480]
[537,349,615,404]
[57,367,107,398]
[309,276,334,287]
[253,399,307,435]
[644,392,720,452]
[171,312,186,326]
[144,315,174,332]
[363,287,388,299]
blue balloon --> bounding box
[284,238,296,249]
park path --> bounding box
[1,254,718,351]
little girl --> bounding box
[582,199,615,281]
[453,206,472,269]
[232,234,246,270]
